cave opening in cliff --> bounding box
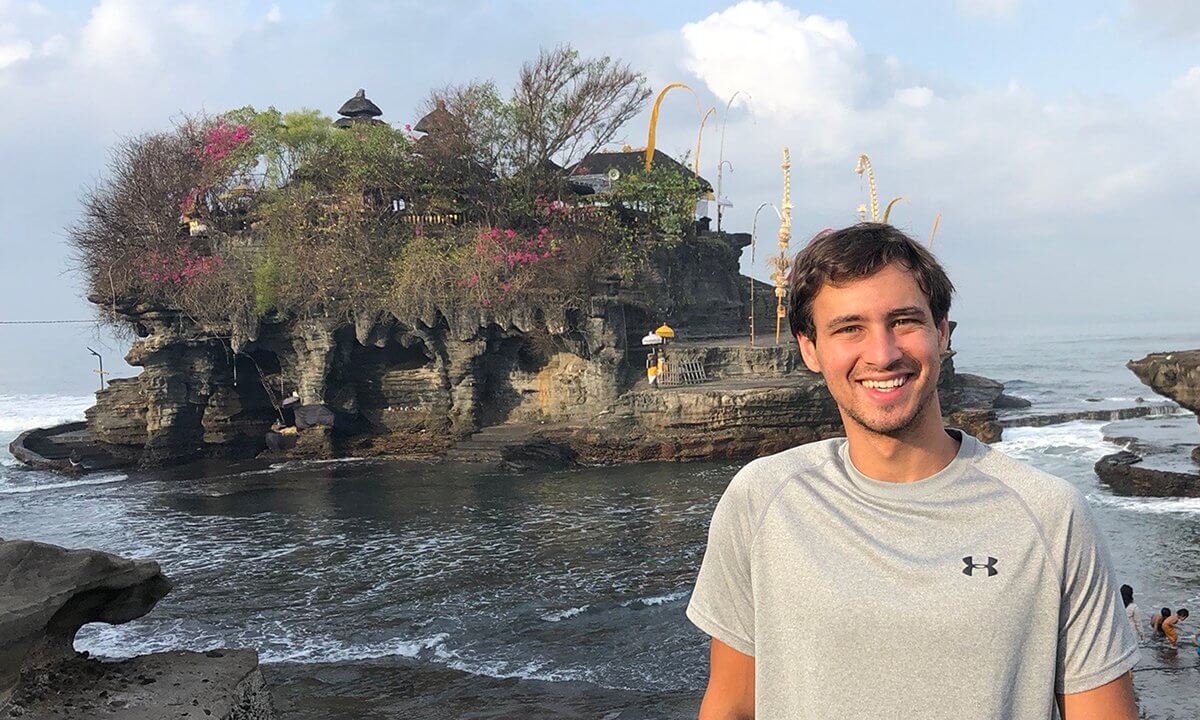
[477,333,549,428]
[343,336,443,431]
[234,348,283,409]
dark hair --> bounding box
[1119,584,1133,608]
[1178,608,1189,619]
[1162,607,1172,619]
[787,223,955,341]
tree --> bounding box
[509,45,650,171]
[423,45,650,180]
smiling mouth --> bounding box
[856,374,913,393]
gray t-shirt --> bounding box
[686,428,1138,719]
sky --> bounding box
[1,0,1198,394]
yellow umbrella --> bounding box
[654,323,676,339]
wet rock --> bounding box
[1095,450,1200,497]
[5,651,273,720]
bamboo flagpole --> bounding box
[770,148,792,345]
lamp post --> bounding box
[716,91,748,232]
[87,346,108,391]
[750,202,782,347]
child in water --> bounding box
[1162,608,1189,646]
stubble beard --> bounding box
[842,369,940,439]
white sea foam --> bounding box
[623,588,690,607]
[1089,494,1200,516]
[78,622,451,664]
[541,605,590,622]
[0,394,93,433]
[994,421,1123,461]
[0,473,124,494]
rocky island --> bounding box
[10,69,1019,475]
[1094,350,1200,496]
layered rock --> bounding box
[55,230,1016,470]
[1128,350,1200,415]
[1127,350,1200,465]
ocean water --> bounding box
[2,321,1199,718]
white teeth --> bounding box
[860,376,908,390]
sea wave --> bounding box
[623,588,690,608]
[1089,494,1200,516]
[541,605,590,622]
[994,421,1124,461]
[0,394,93,433]
[0,473,125,494]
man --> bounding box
[686,224,1138,719]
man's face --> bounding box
[796,262,950,437]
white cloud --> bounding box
[78,0,155,65]
[955,0,1020,21]
[894,86,934,107]
[266,4,281,24]
[39,31,64,56]
[0,39,30,68]
[1125,0,1200,38]
[681,1,865,119]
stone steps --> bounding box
[444,423,545,464]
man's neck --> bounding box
[844,410,961,483]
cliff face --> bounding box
[1128,350,1200,414]
[77,231,1005,469]
[1127,350,1200,463]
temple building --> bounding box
[334,89,385,128]
[567,147,714,218]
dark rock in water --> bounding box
[997,403,1179,429]
[1095,451,1200,497]
[0,540,171,697]
[993,393,1032,409]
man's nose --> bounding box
[863,327,904,368]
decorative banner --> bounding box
[645,83,700,173]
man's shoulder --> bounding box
[728,437,842,499]
[973,442,1090,525]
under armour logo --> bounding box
[962,556,998,577]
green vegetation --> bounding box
[70,46,706,331]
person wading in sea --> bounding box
[686,224,1138,719]
[1161,608,1189,646]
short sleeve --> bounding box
[686,467,756,656]
[1055,488,1139,694]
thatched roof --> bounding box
[338,89,383,118]
[413,99,463,134]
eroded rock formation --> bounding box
[1127,350,1200,465]
[67,231,1013,470]
[0,539,273,718]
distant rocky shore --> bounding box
[1094,350,1200,496]
[0,538,273,719]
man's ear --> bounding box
[797,332,821,373]
[937,316,950,354]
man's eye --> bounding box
[835,326,859,334]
